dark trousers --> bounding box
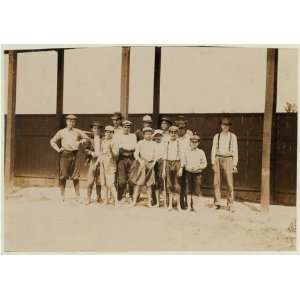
[117,155,134,200]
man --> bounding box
[135,115,153,141]
[182,135,207,211]
[116,120,137,202]
[50,114,89,202]
[96,125,119,206]
[85,121,102,205]
[162,126,184,211]
[211,117,238,212]
[160,116,172,142]
[111,112,124,140]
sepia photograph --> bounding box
[2,45,298,252]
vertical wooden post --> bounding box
[120,47,130,119]
[56,49,64,128]
[5,51,18,194]
[153,47,162,128]
[261,48,278,212]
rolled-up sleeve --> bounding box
[232,134,238,166]
[211,134,217,164]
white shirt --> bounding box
[93,135,101,156]
[134,140,156,162]
[154,141,165,160]
[163,139,184,165]
[211,131,238,166]
[183,148,207,173]
[116,133,137,151]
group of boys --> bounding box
[50,112,238,212]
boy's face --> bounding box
[190,140,199,150]
[105,130,113,139]
[123,125,131,134]
[160,121,170,131]
[66,119,76,128]
[143,131,152,140]
[221,124,230,132]
[113,118,122,128]
[91,126,100,135]
[178,127,186,137]
[153,135,162,143]
[169,130,178,140]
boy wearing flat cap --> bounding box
[130,127,156,207]
[96,125,119,206]
[182,135,207,211]
[116,120,137,202]
[211,118,238,212]
[50,114,89,202]
[84,121,102,205]
[135,115,153,141]
[160,116,172,143]
[162,126,185,211]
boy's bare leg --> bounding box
[132,185,140,206]
[168,193,173,211]
[175,194,183,212]
[187,195,192,211]
[154,190,160,207]
[146,186,153,207]
[109,185,118,207]
[102,186,108,205]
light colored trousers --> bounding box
[213,156,234,204]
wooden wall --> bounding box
[12,113,297,205]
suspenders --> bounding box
[217,132,232,152]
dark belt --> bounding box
[166,160,180,162]
[216,154,233,158]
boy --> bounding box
[152,129,165,207]
[50,114,89,202]
[85,121,102,205]
[160,116,172,143]
[116,120,137,202]
[111,112,124,140]
[162,126,184,211]
[130,127,156,207]
[183,135,207,211]
[135,115,153,141]
[211,118,238,212]
[96,125,119,206]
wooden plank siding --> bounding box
[11,113,297,205]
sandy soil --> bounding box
[3,187,296,252]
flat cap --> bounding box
[152,129,164,137]
[65,114,78,120]
[104,125,114,132]
[190,135,200,141]
[142,127,153,133]
[160,116,172,124]
[220,117,232,126]
[122,120,132,126]
[169,126,179,132]
[90,121,102,128]
[142,115,152,123]
[111,112,123,120]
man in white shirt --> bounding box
[183,135,207,211]
[211,118,238,212]
[160,116,172,143]
[162,126,185,211]
[117,120,137,202]
[111,112,124,140]
[50,114,89,202]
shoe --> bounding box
[214,204,221,210]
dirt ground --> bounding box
[3,186,297,252]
